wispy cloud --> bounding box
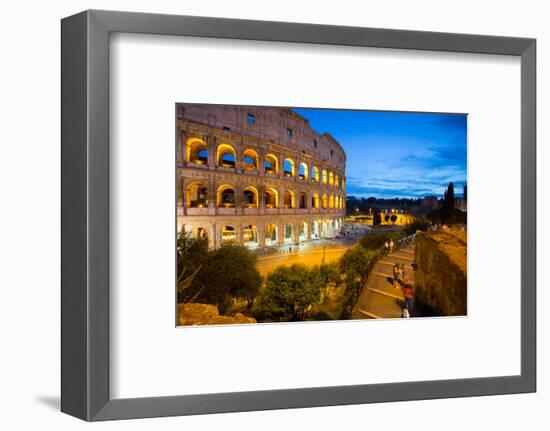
[293,109,467,199]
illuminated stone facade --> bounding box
[176,104,346,249]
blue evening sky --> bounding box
[293,108,467,199]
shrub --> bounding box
[185,244,262,313]
[339,246,376,297]
[257,264,324,321]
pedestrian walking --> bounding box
[393,263,399,289]
[389,239,394,254]
[403,283,414,317]
[400,263,407,284]
[384,240,389,255]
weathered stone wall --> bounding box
[414,229,467,316]
[176,104,347,249]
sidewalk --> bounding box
[352,243,416,319]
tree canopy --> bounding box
[181,243,262,313]
[257,264,324,321]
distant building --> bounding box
[419,196,440,212]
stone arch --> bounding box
[312,192,320,209]
[299,221,308,241]
[322,194,328,209]
[185,181,209,208]
[265,223,278,246]
[264,187,279,208]
[265,154,278,175]
[221,225,236,245]
[312,166,320,182]
[243,186,259,208]
[283,223,294,243]
[243,148,259,171]
[299,192,307,209]
[321,169,328,184]
[217,143,236,168]
[283,158,295,177]
[220,225,237,245]
[283,189,295,209]
[311,220,320,239]
[329,172,334,186]
[242,224,258,248]
[186,138,208,165]
[298,162,308,179]
[335,174,339,188]
[329,195,335,209]
[217,184,236,207]
[192,226,209,241]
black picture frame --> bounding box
[61,9,536,421]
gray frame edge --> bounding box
[60,9,536,422]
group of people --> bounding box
[383,239,395,254]
[392,262,414,318]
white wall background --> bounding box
[0,0,546,429]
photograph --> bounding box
[176,104,467,325]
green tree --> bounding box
[441,182,455,224]
[177,230,209,303]
[339,246,376,298]
[187,244,261,313]
[257,264,323,321]
[317,262,341,286]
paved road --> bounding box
[256,246,348,277]
[352,242,416,319]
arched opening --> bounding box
[311,220,320,239]
[283,158,295,177]
[265,224,278,246]
[322,194,328,209]
[265,154,278,175]
[298,162,308,179]
[186,138,208,165]
[312,192,320,209]
[335,175,339,188]
[299,222,308,242]
[185,182,208,208]
[243,186,258,208]
[283,223,293,243]
[217,144,236,168]
[221,226,236,245]
[242,224,258,248]
[283,190,295,209]
[321,169,328,184]
[321,220,329,238]
[264,188,279,208]
[243,149,259,171]
[329,195,335,209]
[329,172,334,186]
[299,192,307,209]
[218,185,236,207]
[312,166,320,182]
[192,226,209,241]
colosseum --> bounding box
[176,104,346,250]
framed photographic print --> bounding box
[61,9,536,421]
